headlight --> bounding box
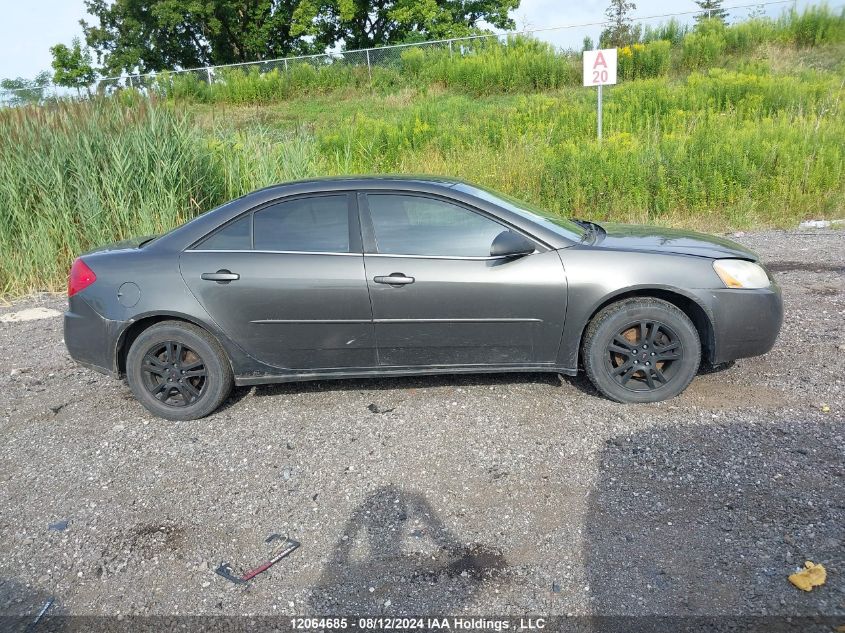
[713,259,770,289]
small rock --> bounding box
[48,520,69,532]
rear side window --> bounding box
[197,215,251,250]
[367,194,505,257]
[254,195,350,253]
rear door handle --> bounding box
[201,270,240,283]
[374,273,415,286]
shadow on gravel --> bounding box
[250,371,561,397]
[308,484,508,614]
[0,577,63,632]
[244,363,740,404]
[582,420,843,631]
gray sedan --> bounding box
[64,177,783,420]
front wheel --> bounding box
[126,320,233,420]
[582,298,701,403]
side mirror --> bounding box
[490,230,535,258]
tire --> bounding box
[126,320,233,420]
[582,298,701,404]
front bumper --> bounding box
[64,295,122,377]
[699,286,784,365]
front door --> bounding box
[180,193,376,370]
[360,192,568,367]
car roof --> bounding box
[252,175,465,195]
[150,176,578,252]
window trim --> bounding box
[358,191,544,259]
[186,192,361,254]
[187,249,360,256]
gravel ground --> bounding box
[0,229,842,624]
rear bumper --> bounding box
[64,295,122,378]
[701,286,783,365]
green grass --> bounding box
[1,5,844,296]
[0,99,322,294]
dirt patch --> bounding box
[681,376,793,409]
[767,261,845,274]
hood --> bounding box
[590,223,758,261]
[83,235,158,255]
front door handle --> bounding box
[374,273,415,286]
[201,270,240,283]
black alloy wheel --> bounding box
[141,341,208,407]
[582,297,701,403]
[126,320,233,421]
[605,320,683,392]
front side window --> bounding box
[253,195,350,253]
[367,194,506,257]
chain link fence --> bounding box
[0,0,801,107]
[0,31,517,106]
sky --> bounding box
[0,0,817,81]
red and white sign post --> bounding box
[583,48,618,142]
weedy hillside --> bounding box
[1,5,844,295]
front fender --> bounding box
[556,249,722,370]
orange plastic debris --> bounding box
[788,561,826,592]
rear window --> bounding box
[194,194,351,252]
[197,215,251,250]
[253,195,350,253]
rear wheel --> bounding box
[126,321,233,420]
[582,298,700,403]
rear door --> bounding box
[179,193,376,370]
[360,192,568,367]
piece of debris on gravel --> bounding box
[789,561,828,592]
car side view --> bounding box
[64,177,783,420]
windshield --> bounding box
[452,183,586,242]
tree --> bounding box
[0,72,52,106]
[695,0,729,25]
[50,38,97,95]
[600,0,637,48]
[291,0,519,50]
[80,0,309,75]
[76,0,521,75]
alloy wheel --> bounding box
[605,320,683,392]
[140,341,208,407]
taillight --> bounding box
[68,258,97,297]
